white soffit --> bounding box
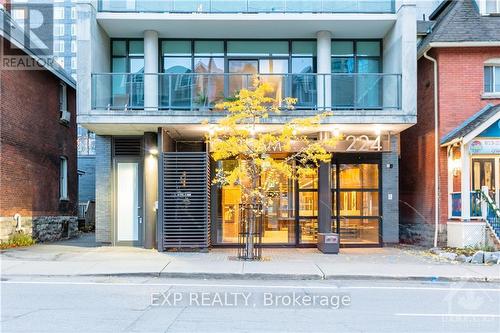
[96,13,397,39]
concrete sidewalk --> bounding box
[1,234,499,282]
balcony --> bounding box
[91,73,401,113]
[99,0,396,14]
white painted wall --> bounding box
[77,0,110,118]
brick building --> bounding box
[400,0,500,246]
[0,5,78,242]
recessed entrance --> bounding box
[332,155,382,245]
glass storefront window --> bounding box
[338,191,379,216]
[299,192,318,216]
[217,159,296,245]
[299,219,318,244]
[339,164,379,189]
[298,170,318,189]
[338,218,379,244]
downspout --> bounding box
[423,50,440,248]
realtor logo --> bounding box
[3,2,54,56]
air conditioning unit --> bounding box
[60,110,71,124]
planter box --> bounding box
[447,221,486,248]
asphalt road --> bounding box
[1,277,500,333]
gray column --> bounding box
[144,30,159,110]
[95,135,112,244]
[144,132,158,249]
[318,131,333,234]
[316,30,332,110]
[382,134,400,244]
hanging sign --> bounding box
[469,139,500,155]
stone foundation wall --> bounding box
[400,222,447,247]
[32,216,78,242]
[0,216,78,243]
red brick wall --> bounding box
[400,47,500,228]
[400,51,437,226]
[0,38,77,217]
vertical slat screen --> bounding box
[161,152,210,249]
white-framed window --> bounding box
[54,23,65,37]
[71,57,77,70]
[483,0,500,14]
[59,82,68,112]
[71,24,76,36]
[60,156,68,201]
[71,7,77,20]
[484,63,500,94]
[54,6,65,20]
[71,40,77,53]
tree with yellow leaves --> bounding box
[206,77,337,259]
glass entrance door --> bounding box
[115,160,143,246]
[332,160,381,245]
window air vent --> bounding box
[113,137,142,156]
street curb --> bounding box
[2,272,499,283]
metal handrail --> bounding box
[477,189,500,242]
[91,72,402,111]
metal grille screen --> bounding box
[113,137,142,156]
[161,152,210,249]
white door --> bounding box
[116,161,142,245]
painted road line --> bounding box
[2,280,500,292]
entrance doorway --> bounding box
[332,156,382,246]
[115,159,143,246]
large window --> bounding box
[111,39,144,108]
[216,159,296,245]
[331,40,381,109]
[161,41,193,108]
[484,65,500,94]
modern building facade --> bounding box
[400,0,500,246]
[77,0,417,250]
[0,3,78,242]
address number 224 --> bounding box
[345,135,382,152]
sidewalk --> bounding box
[1,234,499,282]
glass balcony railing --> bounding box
[91,73,401,112]
[99,0,395,13]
